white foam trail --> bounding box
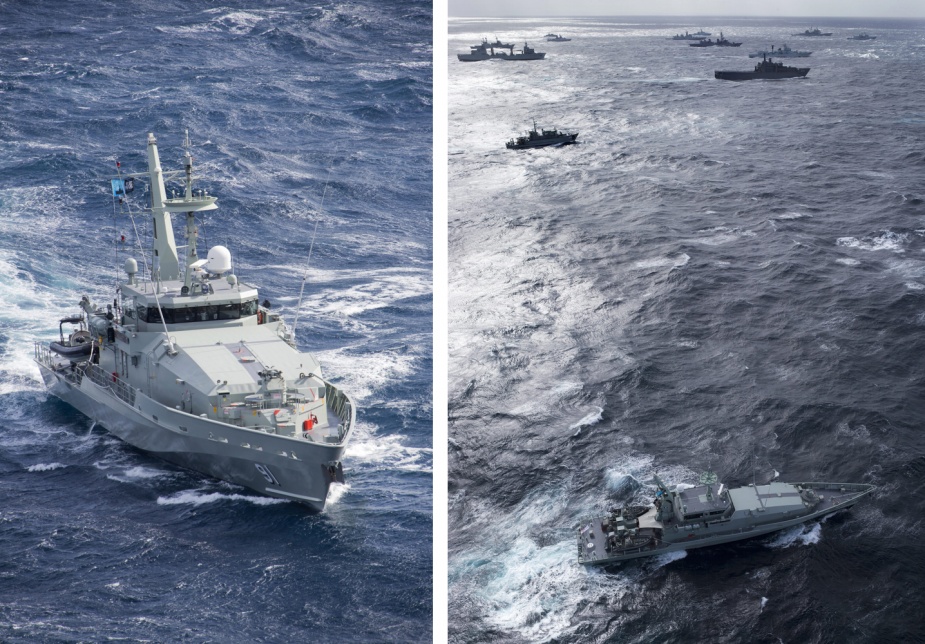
[156,490,288,506]
[651,549,687,569]
[106,465,173,483]
[765,522,821,548]
[451,459,699,642]
[481,537,589,642]
[325,482,350,506]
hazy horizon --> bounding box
[448,1,925,19]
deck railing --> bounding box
[84,364,137,407]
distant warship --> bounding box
[506,120,577,149]
[715,55,810,81]
[578,471,874,565]
[456,38,520,62]
[794,27,832,36]
[670,31,706,41]
[848,33,876,40]
[546,34,571,42]
[457,39,492,62]
[748,44,811,58]
[669,31,706,40]
[690,32,741,47]
[496,42,546,61]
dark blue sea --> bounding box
[449,16,925,644]
[0,1,432,641]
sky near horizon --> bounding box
[448,0,925,18]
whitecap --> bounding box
[836,231,908,253]
[27,463,66,472]
[568,406,603,431]
[632,253,690,270]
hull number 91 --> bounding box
[255,463,280,485]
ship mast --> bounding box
[146,133,181,283]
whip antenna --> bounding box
[292,149,339,337]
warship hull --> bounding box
[579,482,874,566]
[37,354,352,511]
[497,53,546,60]
[507,133,578,149]
[715,68,809,81]
[457,53,490,62]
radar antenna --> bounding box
[700,470,718,500]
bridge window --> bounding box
[139,298,258,324]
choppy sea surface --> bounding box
[0,1,432,641]
[449,16,925,644]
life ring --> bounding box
[302,417,315,432]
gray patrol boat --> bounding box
[34,132,355,511]
[578,471,874,565]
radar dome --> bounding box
[205,246,232,275]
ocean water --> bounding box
[449,16,925,643]
[0,1,432,641]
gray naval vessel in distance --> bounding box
[457,40,492,62]
[749,43,811,58]
[669,31,706,41]
[496,42,546,61]
[578,471,874,565]
[457,39,544,61]
[689,32,741,48]
[794,27,832,36]
[715,55,810,81]
[34,132,355,511]
[506,120,578,149]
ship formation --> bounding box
[34,133,356,511]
